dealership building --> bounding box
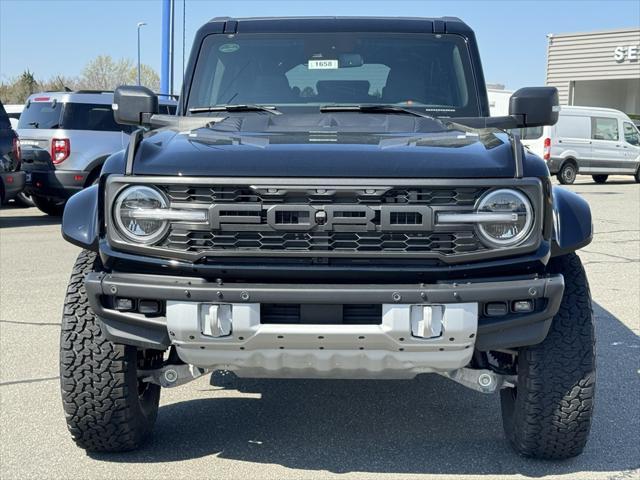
[546,27,640,117]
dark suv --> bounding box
[0,101,24,204]
[59,17,595,460]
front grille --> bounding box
[163,230,482,254]
[107,177,543,263]
[155,184,489,257]
[162,185,484,206]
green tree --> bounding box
[0,70,40,104]
[81,55,160,91]
[0,56,161,105]
[81,55,132,91]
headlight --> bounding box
[113,185,169,244]
[476,189,533,247]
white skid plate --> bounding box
[166,302,478,379]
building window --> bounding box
[591,117,619,141]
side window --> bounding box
[159,104,177,114]
[556,115,590,139]
[623,122,639,146]
[519,126,543,140]
[591,117,619,141]
[62,103,126,132]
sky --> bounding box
[1,0,639,92]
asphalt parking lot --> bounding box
[1,177,639,480]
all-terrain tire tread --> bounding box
[59,250,157,452]
[504,253,595,459]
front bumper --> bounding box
[24,169,86,200]
[0,171,25,201]
[85,272,564,378]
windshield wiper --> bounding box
[189,104,281,115]
[320,104,434,119]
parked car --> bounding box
[4,104,24,130]
[519,105,640,184]
[0,101,25,204]
[60,16,595,460]
[18,90,177,215]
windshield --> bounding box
[18,101,63,129]
[187,32,480,117]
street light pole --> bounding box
[137,22,147,86]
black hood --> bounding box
[131,113,547,178]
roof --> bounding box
[548,26,640,39]
[25,91,177,105]
[26,91,115,105]
[203,16,472,35]
[561,105,630,115]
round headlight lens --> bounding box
[113,185,168,244]
[476,189,533,247]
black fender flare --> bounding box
[550,186,592,257]
[61,184,100,251]
[82,155,112,186]
[62,151,126,250]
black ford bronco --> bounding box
[60,17,595,459]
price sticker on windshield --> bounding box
[308,59,339,70]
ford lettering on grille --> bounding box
[209,204,433,232]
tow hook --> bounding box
[138,364,211,388]
[440,368,516,393]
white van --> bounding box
[519,106,640,184]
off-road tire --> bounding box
[592,175,608,184]
[557,163,577,185]
[60,250,162,452]
[500,253,595,459]
[32,194,65,216]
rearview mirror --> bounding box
[113,85,159,126]
[338,53,364,68]
[509,87,559,128]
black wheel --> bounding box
[32,194,65,216]
[635,168,640,183]
[592,175,608,184]
[15,192,35,207]
[60,250,162,452]
[500,253,595,459]
[557,163,577,185]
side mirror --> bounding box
[509,87,559,128]
[113,85,159,126]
